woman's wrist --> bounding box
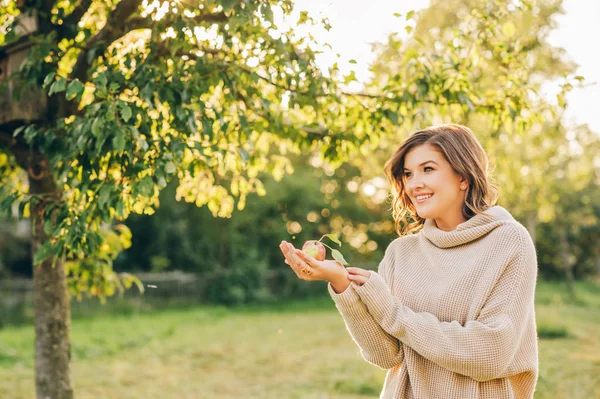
[329,270,351,293]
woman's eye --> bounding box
[403,167,433,177]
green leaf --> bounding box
[91,117,102,137]
[165,161,176,174]
[120,103,132,122]
[43,72,56,88]
[66,79,85,101]
[98,185,111,209]
[331,249,349,266]
[260,3,273,22]
[406,10,415,20]
[116,198,125,218]
[222,0,235,12]
[113,129,125,154]
[349,59,357,64]
[324,234,342,246]
[94,72,108,88]
[34,242,54,265]
[49,77,67,96]
[137,175,154,197]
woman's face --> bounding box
[401,144,468,230]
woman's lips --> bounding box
[416,194,433,203]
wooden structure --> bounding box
[0,10,47,129]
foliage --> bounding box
[66,223,143,302]
[0,0,595,302]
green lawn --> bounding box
[0,280,598,398]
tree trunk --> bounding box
[29,159,73,399]
[559,229,576,302]
[526,212,536,244]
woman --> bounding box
[279,124,539,398]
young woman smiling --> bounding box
[280,124,539,399]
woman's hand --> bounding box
[346,267,372,286]
[279,241,348,283]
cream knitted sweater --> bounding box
[328,205,539,399]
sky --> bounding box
[290,0,600,134]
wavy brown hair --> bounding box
[383,124,500,236]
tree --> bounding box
[0,0,555,397]
[343,0,599,282]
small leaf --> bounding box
[324,234,342,246]
[116,198,125,218]
[98,185,111,209]
[120,103,132,122]
[137,175,154,197]
[94,72,108,88]
[165,161,176,174]
[113,130,125,154]
[49,77,67,96]
[34,242,54,265]
[406,10,415,20]
[43,72,56,88]
[91,117,102,137]
[332,249,349,266]
[348,59,357,64]
[66,79,85,101]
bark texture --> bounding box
[29,156,73,399]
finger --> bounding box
[348,275,368,285]
[295,249,318,267]
[286,244,308,267]
[282,242,312,276]
[280,242,301,267]
[280,241,293,256]
[280,243,296,268]
[347,267,369,277]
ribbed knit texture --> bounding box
[328,205,539,399]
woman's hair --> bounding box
[383,124,500,236]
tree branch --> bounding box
[69,0,142,83]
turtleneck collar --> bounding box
[421,205,515,248]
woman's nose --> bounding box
[407,180,424,192]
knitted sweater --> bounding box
[327,205,539,399]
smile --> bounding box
[416,194,433,203]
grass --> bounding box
[0,280,598,398]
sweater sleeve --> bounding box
[353,232,538,382]
[327,258,404,370]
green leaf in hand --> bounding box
[331,249,349,266]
